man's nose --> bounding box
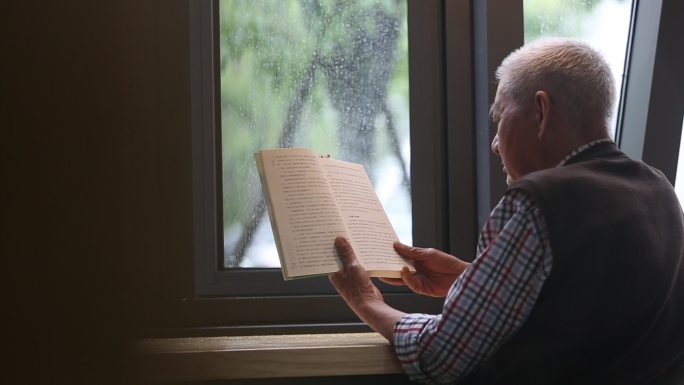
[491,134,500,155]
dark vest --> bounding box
[463,142,684,385]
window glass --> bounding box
[675,118,684,204]
[524,0,634,137]
[219,0,411,268]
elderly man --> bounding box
[329,38,684,384]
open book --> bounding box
[255,148,414,280]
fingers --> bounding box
[335,236,358,268]
[378,277,405,286]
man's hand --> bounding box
[328,236,385,315]
[329,236,406,341]
[379,242,470,297]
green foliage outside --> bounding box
[219,0,408,265]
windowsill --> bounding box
[132,332,403,382]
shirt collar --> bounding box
[557,138,614,167]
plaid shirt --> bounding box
[393,188,553,384]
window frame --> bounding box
[617,0,684,183]
[181,0,478,334]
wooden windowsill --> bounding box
[132,332,403,382]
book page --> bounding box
[320,158,412,276]
[257,149,346,279]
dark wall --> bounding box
[6,1,126,384]
[4,0,190,383]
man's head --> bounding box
[490,38,615,185]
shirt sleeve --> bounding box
[393,189,553,384]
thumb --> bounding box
[335,236,358,268]
[393,242,434,262]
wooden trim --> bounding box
[408,0,450,251]
[131,333,403,382]
[473,0,524,227]
[444,0,478,259]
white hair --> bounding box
[496,38,615,133]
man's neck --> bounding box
[544,127,611,168]
[556,138,613,167]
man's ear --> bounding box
[534,90,551,139]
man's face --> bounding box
[490,82,541,185]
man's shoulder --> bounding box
[508,155,674,216]
[506,165,583,199]
[512,153,661,191]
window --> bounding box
[187,0,474,332]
